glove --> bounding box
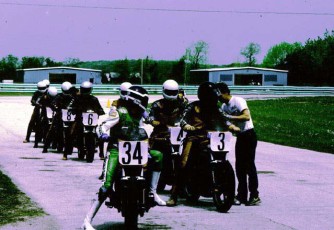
[100,133,110,142]
[183,124,196,131]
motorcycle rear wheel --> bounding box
[212,161,235,213]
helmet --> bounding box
[43,79,50,88]
[125,86,149,111]
[197,82,221,104]
[37,81,47,93]
[47,86,58,97]
[162,79,179,100]
[119,82,132,99]
[80,81,93,95]
[61,81,72,94]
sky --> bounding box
[1,0,334,65]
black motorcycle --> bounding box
[79,110,99,162]
[150,125,186,191]
[184,131,236,213]
[105,127,155,229]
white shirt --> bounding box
[221,96,254,132]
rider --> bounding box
[98,82,133,160]
[23,81,48,144]
[69,81,105,161]
[166,82,240,206]
[98,82,132,179]
[147,79,188,187]
[38,86,59,150]
[42,82,74,153]
[82,86,166,230]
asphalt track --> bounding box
[0,96,333,230]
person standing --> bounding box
[216,82,261,206]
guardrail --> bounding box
[0,83,334,96]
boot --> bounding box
[81,198,102,230]
[150,171,166,206]
[166,186,178,207]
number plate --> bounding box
[46,107,54,119]
[169,126,186,145]
[208,131,233,152]
[119,141,149,165]
[82,112,98,126]
[62,109,75,122]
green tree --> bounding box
[262,42,302,68]
[21,56,45,69]
[185,40,209,69]
[240,42,261,66]
[0,54,19,80]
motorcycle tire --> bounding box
[212,161,235,213]
[85,133,96,163]
[124,208,138,229]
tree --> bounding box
[185,40,209,69]
[21,56,45,69]
[0,54,19,80]
[240,42,261,66]
[262,42,302,68]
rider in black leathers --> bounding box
[69,81,105,160]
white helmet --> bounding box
[119,82,132,99]
[37,81,47,93]
[80,81,93,95]
[61,81,72,94]
[162,79,179,100]
[43,79,50,88]
[47,86,58,97]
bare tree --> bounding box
[240,42,261,66]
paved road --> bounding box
[0,96,333,230]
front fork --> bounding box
[210,151,227,192]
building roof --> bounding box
[18,66,102,72]
[190,67,288,73]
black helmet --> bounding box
[197,81,221,104]
[125,86,149,111]
[80,81,93,95]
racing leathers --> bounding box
[146,95,188,187]
[69,94,105,159]
[24,90,45,144]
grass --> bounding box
[248,96,334,154]
[0,170,45,226]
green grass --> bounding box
[248,96,334,154]
[0,170,45,226]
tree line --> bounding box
[1,30,334,86]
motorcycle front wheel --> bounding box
[212,161,235,213]
[124,207,138,229]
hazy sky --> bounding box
[1,0,334,65]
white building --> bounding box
[17,66,102,84]
[190,67,288,86]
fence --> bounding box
[0,83,334,96]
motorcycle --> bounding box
[184,130,236,213]
[61,106,76,154]
[150,125,186,191]
[78,110,99,162]
[105,127,155,229]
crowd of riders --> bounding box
[22,78,260,229]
